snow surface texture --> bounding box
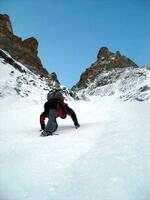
[77,67,150,102]
[0,96,150,200]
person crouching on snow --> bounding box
[40,90,80,136]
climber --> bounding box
[40,90,80,136]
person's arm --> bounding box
[65,104,80,128]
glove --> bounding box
[75,124,80,129]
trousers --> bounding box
[45,109,58,133]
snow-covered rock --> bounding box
[76,67,150,101]
[0,49,78,103]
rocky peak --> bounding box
[97,46,110,60]
[48,72,60,89]
[72,47,138,90]
[0,14,48,76]
[22,37,38,55]
[96,47,137,68]
[49,72,59,82]
[0,14,13,34]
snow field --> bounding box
[0,97,150,200]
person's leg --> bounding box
[45,109,58,133]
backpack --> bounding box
[47,89,64,101]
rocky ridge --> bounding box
[72,47,150,101]
[0,14,48,76]
[76,66,150,101]
[0,49,78,101]
[0,14,79,100]
[72,47,138,90]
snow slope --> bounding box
[0,95,150,200]
[0,50,150,200]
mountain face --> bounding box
[0,14,48,76]
[0,14,78,101]
[76,66,150,101]
[72,47,150,101]
[0,49,78,101]
[72,47,138,91]
[1,14,149,102]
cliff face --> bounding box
[0,14,48,76]
[72,47,138,90]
